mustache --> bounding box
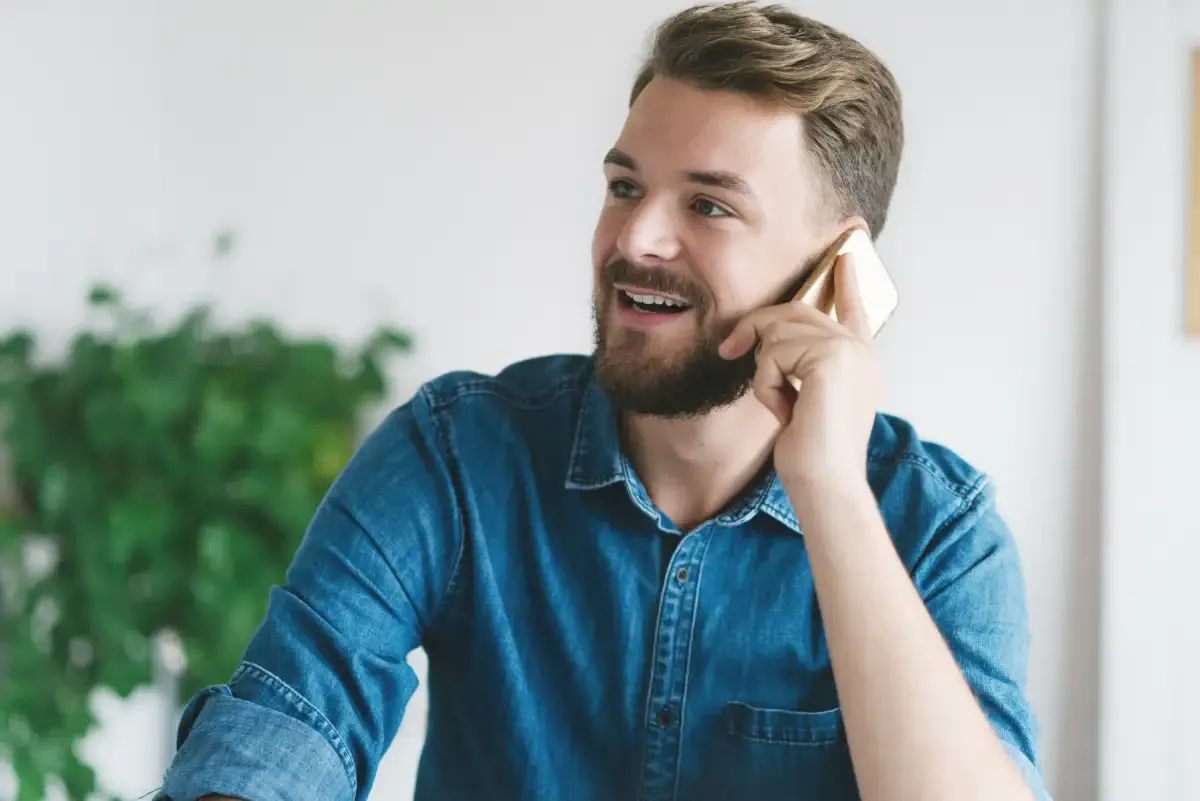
[602,252,823,315]
[600,259,708,309]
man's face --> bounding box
[592,77,833,418]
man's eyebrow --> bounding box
[685,169,754,199]
[603,148,756,200]
[603,148,637,170]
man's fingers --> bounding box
[751,337,834,420]
[718,318,760,359]
[758,320,830,349]
[751,353,793,424]
[721,304,831,360]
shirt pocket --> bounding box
[713,701,857,800]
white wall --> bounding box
[0,1,1100,799]
[1100,0,1200,799]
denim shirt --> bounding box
[158,354,1049,801]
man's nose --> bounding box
[615,198,683,265]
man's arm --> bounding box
[784,475,1043,801]
[723,246,1047,801]
[157,392,463,801]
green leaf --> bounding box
[213,229,238,258]
[87,284,119,306]
[0,331,35,374]
[363,326,413,359]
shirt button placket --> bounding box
[636,532,710,801]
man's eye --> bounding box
[608,179,641,199]
[692,198,731,218]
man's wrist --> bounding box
[779,469,872,508]
[779,471,879,535]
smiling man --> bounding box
[157,4,1049,801]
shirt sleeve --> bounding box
[157,388,464,801]
[912,477,1053,801]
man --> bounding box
[158,3,1049,800]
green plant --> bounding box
[0,283,411,800]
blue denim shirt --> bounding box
[158,354,1049,801]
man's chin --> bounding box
[592,349,757,419]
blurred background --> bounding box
[0,0,1194,799]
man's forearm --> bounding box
[784,477,1031,801]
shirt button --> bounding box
[656,706,674,727]
[675,567,689,583]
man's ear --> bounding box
[836,214,872,240]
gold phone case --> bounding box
[758,227,899,389]
[792,227,899,337]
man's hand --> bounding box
[718,252,881,493]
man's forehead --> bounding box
[615,77,808,185]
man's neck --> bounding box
[621,396,781,531]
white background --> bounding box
[1100,0,1200,799]
[0,1,1112,799]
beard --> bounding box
[591,258,759,419]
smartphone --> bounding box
[791,226,899,338]
[757,227,899,389]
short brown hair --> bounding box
[631,1,904,237]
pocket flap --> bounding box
[724,701,843,745]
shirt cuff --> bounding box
[1003,740,1053,801]
[156,684,355,801]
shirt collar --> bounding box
[564,368,801,535]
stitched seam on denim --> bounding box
[715,472,774,526]
[866,451,981,498]
[619,458,663,524]
[727,730,840,746]
[424,386,468,632]
[669,530,716,801]
[725,703,842,742]
[233,661,357,797]
[759,497,800,530]
[431,379,582,411]
[424,362,590,413]
[954,472,992,517]
[567,379,619,489]
[917,472,995,608]
[566,387,590,485]
[635,533,679,801]
[926,472,990,546]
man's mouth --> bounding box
[616,288,693,315]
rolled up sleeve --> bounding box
[158,671,354,801]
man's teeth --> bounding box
[622,290,687,308]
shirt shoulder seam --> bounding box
[416,384,472,631]
[423,366,590,414]
[866,450,988,500]
[927,470,995,547]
